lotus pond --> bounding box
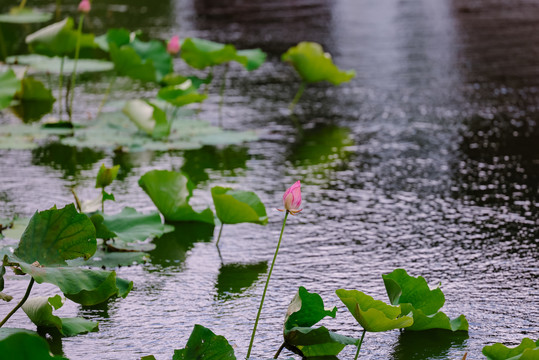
[0,0,538,359]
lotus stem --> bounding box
[246,211,289,359]
[55,0,61,19]
[19,0,27,10]
[68,14,85,122]
[58,56,65,121]
[96,75,116,117]
[353,329,367,360]
[273,342,285,359]
[71,188,82,212]
[289,81,306,114]
[101,186,105,212]
[215,223,224,246]
[0,277,34,328]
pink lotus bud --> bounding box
[78,0,91,14]
[167,35,181,55]
[278,180,302,215]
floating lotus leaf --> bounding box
[235,48,266,71]
[483,338,539,360]
[26,17,96,57]
[22,295,98,336]
[211,186,268,225]
[0,69,21,110]
[181,38,238,70]
[282,42,355,85]
[14,204,96,266]
[0,328,67,359]
[7,55,114,74]
[336,289,413,332]
[139,170,214,224]
[0,8,53,24]
[157,80,207,107]
[122,100,170,139]
[173,324,236,360]
[284,286,337,330]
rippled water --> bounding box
[0,0,538,359]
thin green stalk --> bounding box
[354,329,367,360]
[215,223,224,246]
[96,75,116,117]
[58,56,65,120]
[69,14,85,122]
[19,0,28,10]
[101,187,105,212]
[55,0,61,19]
[246,211,289,359]
[288,82,306,114]
[273,342,285,359]
[0,278,34,327]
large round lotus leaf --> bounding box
[211,186,268,225]
[109,44,156,81]
[0,69,21,110]
[336,289,413,332]
[284,286,337,330]
[483,338,539,360]
[0,329,67,359]
[14,204,96,266]
[282,42,356,85]
[94,28,131,52]
[173,324,235,360]
[0,8,52,24]
[234,48,266,71]
[130,38,172,81]
[99,207,172,243]
[7,55,114,74]
[180,38,238,70]
[139,170,214,224]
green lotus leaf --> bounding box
[26,17,96,57]
[130,38,172,81]
[7,55,114,74]
[285,326,357,358]
[162,73,209,88]
[68,248,149,268]
[336,289,413,332]
[0,328,67,359]
[94,28,131,52]
[483,338,539,360]
[22,295,98,336]
[13,76,55,121]
[14,204,96,266]
[157,80,207,107]
[281,42,355,85]
[17,260,132,305]
[0,8,53,24]
[399,303,468,332]
[211,186,268,225]
[139,170,214,224]
[109,43,157,82]
[284,286,337,330]
[122,99,170,139]
[95,164,119,188]
[0,69,21,110]
[173,324,236,360]
[180,38,238,70]
[234,48,266,71]
[382,268,445,315]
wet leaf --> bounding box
[235,48,266,71]
[180,38,238,70]
[94,28,131,52]
[285,326,357,358]
[157,80,207,107]
[122,100,170,139]
[7,54,114,74]
[109,43,156,81]
[139,170,214,224]
[173,324,236,360]
[130,38,172,81]
[284,286,337,330]
[336,289,413,332]
[14,204,96,266]
[22,295,98,336]
[211,186,268,225]
[399,304,468,331]
[0,329,67,359]
[483,338,539,360]
[15,76,54,102]
[68,249,149,268]
[95,164,119,188]
[282,42,355,85]
[0,69,21,110]
[0,8,53,24]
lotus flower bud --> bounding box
[278,180,302,215]
[78,0,91,14]
[167,35,181,55]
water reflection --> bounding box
[215,261,267,300]
[31,143,104,179]
[37,327,64,356]
[390,329,468,360]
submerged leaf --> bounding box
[14,204,96,266]
[139,170,214,224]
[483,338,539,360]
[282,42,355,85]
[336,289,413,332]
[0,329,67,359]
[173,324,236,360]
[211,187,268,225]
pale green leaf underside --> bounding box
[211,187,268,225]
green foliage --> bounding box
[382,269,468,331]
[0,69,21,110]
[139,170,214,224]
[0,329,67,359]
[0,8,53,24]
[483,338,539,360]
[211,186,268,225]
[15,76,55,102]
[336,289,413,332]
[235,49,267,71]
[157,80,207,107]
[283,287,356,357]
[94,28,131,52]
[26,17,96,57]
[14,204,96,266]
[173,324,236,360]
[282,42,355,85]
[122,100,170,139]
[7,55,114,74]
[22,295,98,336]
[95,164,120,188]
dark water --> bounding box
[0,0,538,359]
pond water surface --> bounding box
[0,0,537,359]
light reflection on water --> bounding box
[0,0,538,359]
